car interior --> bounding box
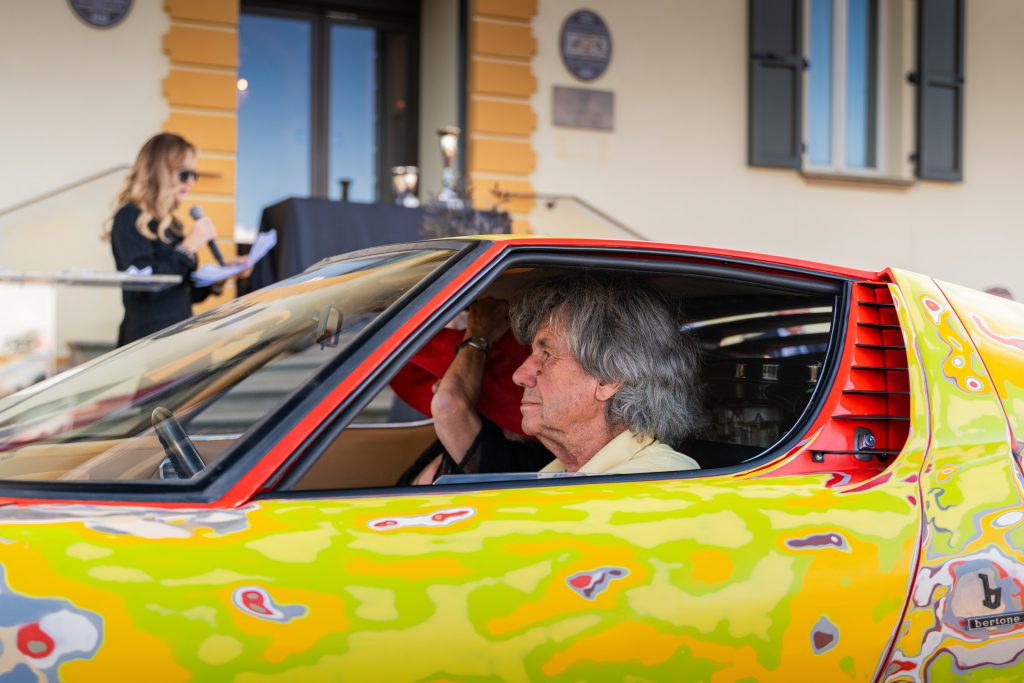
[286,260,910,491]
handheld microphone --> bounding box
[188,205,225,266]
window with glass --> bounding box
[235,4,419,243]
[805,0,881,172]
[0,248,455,485]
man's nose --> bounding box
[512,356,537,388]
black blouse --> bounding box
[110,203,209,346]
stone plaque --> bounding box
[552,86,614,131]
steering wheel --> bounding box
[151,407,205,478]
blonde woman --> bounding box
[110,133,219,346]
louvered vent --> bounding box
[806,282,911,476]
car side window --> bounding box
[288,263,841,492]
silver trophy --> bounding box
[392,165,420,207]
[436,126,464,208]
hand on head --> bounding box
[466,297,510,344]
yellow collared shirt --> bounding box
[540,430,700,475]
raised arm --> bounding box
[430,298,509,463]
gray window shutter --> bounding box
[916,0,965,181]
[748,0,803,168]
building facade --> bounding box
[0,0,1019,356]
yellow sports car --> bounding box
[0,236,1020,681]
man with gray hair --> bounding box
[510,273,703,474]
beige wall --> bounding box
[0,3,170,350]
[529,0,1024,297]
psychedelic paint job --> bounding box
[880,270,1024,680]
[0,473,922,681]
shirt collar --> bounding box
[542,430,653,474]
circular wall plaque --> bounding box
[559,10,612,82]
[68,0,133,28]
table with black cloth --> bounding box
[242,198,423,292]
[241,197,510,293]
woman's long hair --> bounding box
[112,133,196,242]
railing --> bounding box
[0,164,130,219]
[490,189,651,241]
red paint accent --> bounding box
[845,472,893,493]
[430,510,469,522]
[371,520,398,528]
[825,473,846,487]
[569,575,592,588]
[17,622,54,659]
[891,660,916,672]
[486,237,881,280]
[242,590,273,615]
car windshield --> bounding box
[0,247,455,484]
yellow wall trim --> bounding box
[193,157,236,197]
[472,19,536,59]
[165,0,239,26]
[475,0,538,21]
[471,139,536,174]
[164,112,237,153]
[471,100,536,136]
[162,0,240,308]
[163,26,239,68]
[467,0,538,223]
[470,60,537,97]
[163,70,237,111]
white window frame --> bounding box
[803,0,889,177]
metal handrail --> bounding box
[0,163,130,219]
[489,188,651,241]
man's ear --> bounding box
[595,380,623,402]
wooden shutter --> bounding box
[916,0,965,181]
[748,0,803,168]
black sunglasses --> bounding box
[178,169,199,183]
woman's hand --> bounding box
[182,216,217,253]
[227,256,253,279]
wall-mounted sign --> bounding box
[553,86,614,131]
[68,0,133,28]
[560,10,612,82]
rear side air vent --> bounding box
[806,282,911,478]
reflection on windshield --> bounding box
[0,248,454,485]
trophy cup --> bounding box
[436,126,463,209]
[392,166,421,207]
[391,166,408,206]
[401,166,420,207]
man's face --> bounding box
[511,322,606,446]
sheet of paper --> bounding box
[191,229,277,287]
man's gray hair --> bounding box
[510,273,703,447]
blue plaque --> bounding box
[560,10,612,82]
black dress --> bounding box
[110,204,210,346]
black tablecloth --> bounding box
[243,198,423,291]
[240,197,512,293]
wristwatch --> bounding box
[457,336,489,355]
